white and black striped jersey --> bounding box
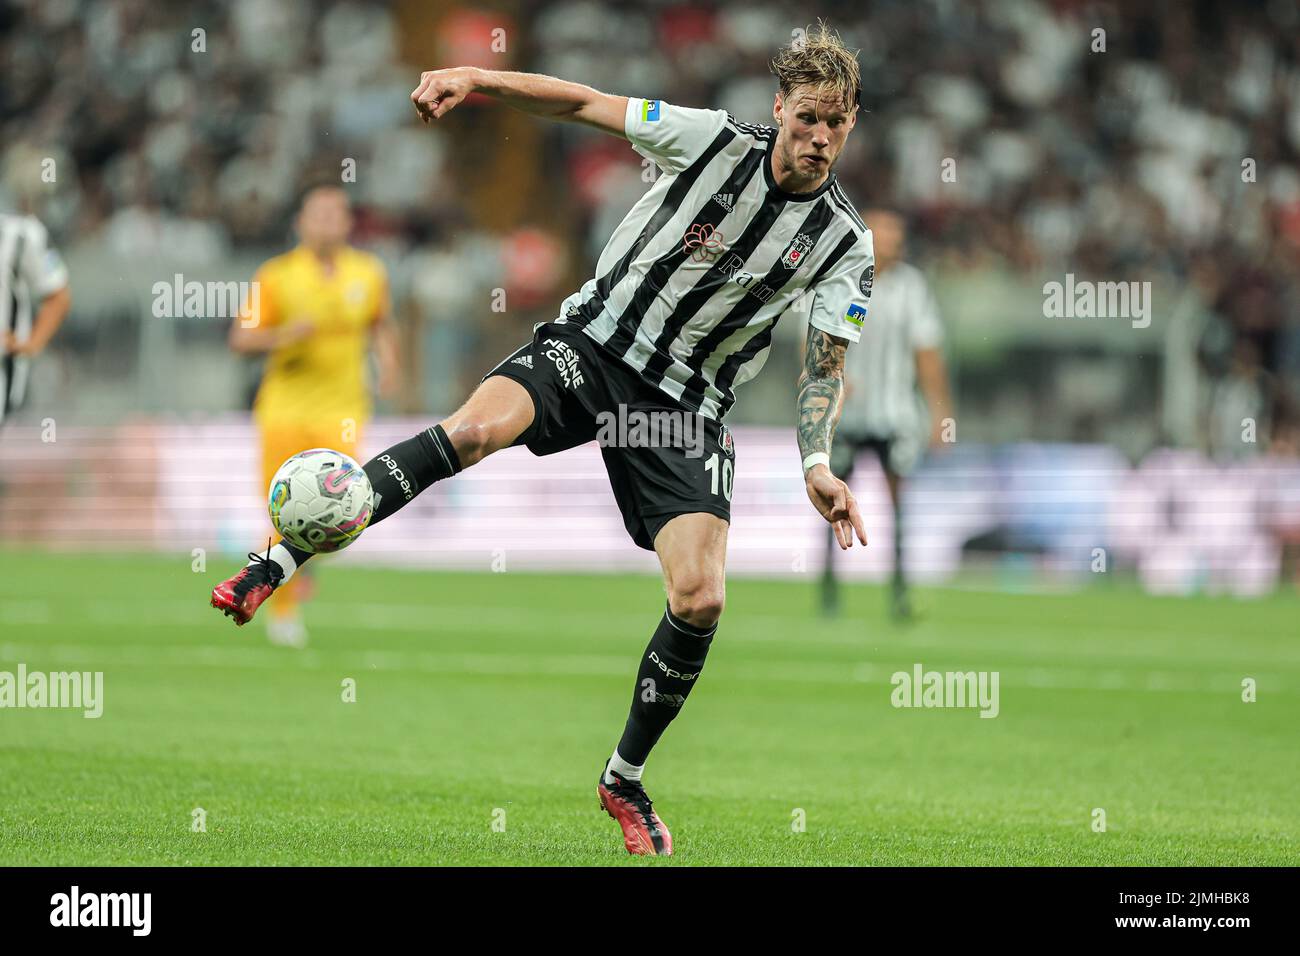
[0,213,69,421]
[837,260,944,439]
[554,98,875,421]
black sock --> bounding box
[892,490,905,593]
[822,524,839,609]
[364,423,462,524]
[615,606,716,766]
[276,424,462,570]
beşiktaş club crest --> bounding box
[781,233,814,270]
[719,424,735,457]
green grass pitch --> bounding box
[1,549,1296,866]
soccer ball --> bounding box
[268,448,375,554]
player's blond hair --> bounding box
[770,21,861,113]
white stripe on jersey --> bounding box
[579,124,769,351]
[0,213,68,422]
[555,100,874,421]
[618,143,775,375]
[839,260,944,438]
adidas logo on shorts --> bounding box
[511,354,534,370]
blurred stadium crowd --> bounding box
[2,0,1299,452]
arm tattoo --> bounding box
[797,326,849,462]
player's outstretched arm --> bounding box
[5,286,70,356]
[916,346,953,448]
[798,325,867,550]
[411,67,628,137]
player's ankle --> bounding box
[606,750,644,785]
[250,542,304,584]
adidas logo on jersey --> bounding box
[511,354,534,370]
[712,193,735,212]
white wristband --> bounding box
[802,452,830,473]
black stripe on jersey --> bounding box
[0,225,20,337]
[0,352,12,417]
[673,201,839,411]
[601,143,768,356]
[571,125,738,330]
[725,114,774,140]
[638,192,789,385]
[710,226,860,416]
[2,229,25,417]
[829,184,867,234]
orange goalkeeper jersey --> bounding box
[243,245,388,427]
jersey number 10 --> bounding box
[704,453,733,501]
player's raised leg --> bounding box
[211,376,535,625]
[598,512,728,856]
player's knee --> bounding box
[668,579,725,629]
[443,420,495,467]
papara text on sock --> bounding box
[0,664,103,718]
[50,886,151,936]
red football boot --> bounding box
[597,763,673,856]
[210,549,286,626]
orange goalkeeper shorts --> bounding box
[259,422,363,497]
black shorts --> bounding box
[483,322,735,551]
[831,429,922,479]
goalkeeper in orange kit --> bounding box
[229,184,399,646]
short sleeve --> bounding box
[18,218,68,298]
[624,98,728,175]
[807,230,875,344]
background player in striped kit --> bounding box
[0,211,71,426]
[820,208,952,621]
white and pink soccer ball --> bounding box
[268,448,375,553]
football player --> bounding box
[228,185,399,646]
[214,24,870,855]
